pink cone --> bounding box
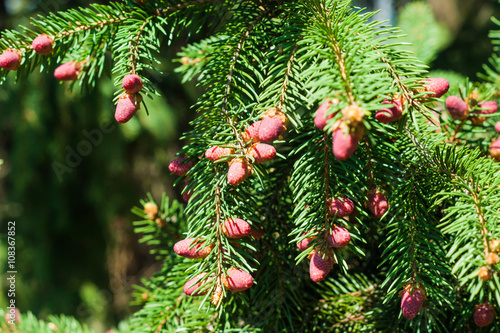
[0,50,22,71]
[258,116,284,142]
[122,74,143,94]
[445,96,469,120]
[332,127,361,161]
[115,94,141,123]
[423,78,449,98]
[401,290,424,319]
[327,226,351,248]
[309,251,333,282]
[54,61,80,81]
[375,98,403,123]
[314,101,335,130]
[32,34,54,55]
[248,143,276,164]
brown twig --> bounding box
[214,170,225,304]
[469,188,490,256]
[364,137,375,189]
[129,18,151,74]
[277,43,300,112]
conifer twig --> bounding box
[214,171,225,304]
[129,18,152,74]
[221,7,272,151]
[277,43,300,112]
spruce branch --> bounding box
[53,12,127,41]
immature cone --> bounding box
[243,121,261,142]
[223,268,254,292]
[489,239,500,252]
[169,157,195,176]
[445,96,469,120]
[478,266,491,281]
[227,158,252,185]
[211,285,223,306]
[422,78,450,98]
[0,49,22,71]
[400,289,424,319]
[472,101,498,125]
[309,251,334,282]
[184,273,210,296]
[297,233,315,251]
[54,61,81,81]
[485,252,499,265]
[332,125,363,161]
[248,143,276,164]
[328,197,354,217]
[144,202,158,219]
[327,226,351,248]
[222,218,252,239]
[122,74,143,94]
[367,189,389,218]
[314,100,337,130]
[115,93,141,123]
[205,146,234,162]
[474,303,496,327]
[495,121,500,133]
[32,34,54,55]
[490,138,500,161]
[341,103,365,125]
[375,98,403,124]
[478,101,498,114]
[174,238,213,259]
[258,109,286,142]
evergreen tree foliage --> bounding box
[1,0,500,331]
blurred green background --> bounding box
[0,0,498,331]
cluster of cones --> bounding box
[297,191,389,282]
[399,283,497,327]
[476,249,498,326]
[313,78,449,161]
[477,239,499,283]
[1,35,85,82]
[0,36,145,125]
[400,243,498,324]
[173,217,262,304]
[143,202,168,228]
[445,92,499,160]
[0,34,54,71]
[297,197,354,282]
[205,107,286,185]
[445,93,497,124]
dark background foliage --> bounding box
[0,0,498,330]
